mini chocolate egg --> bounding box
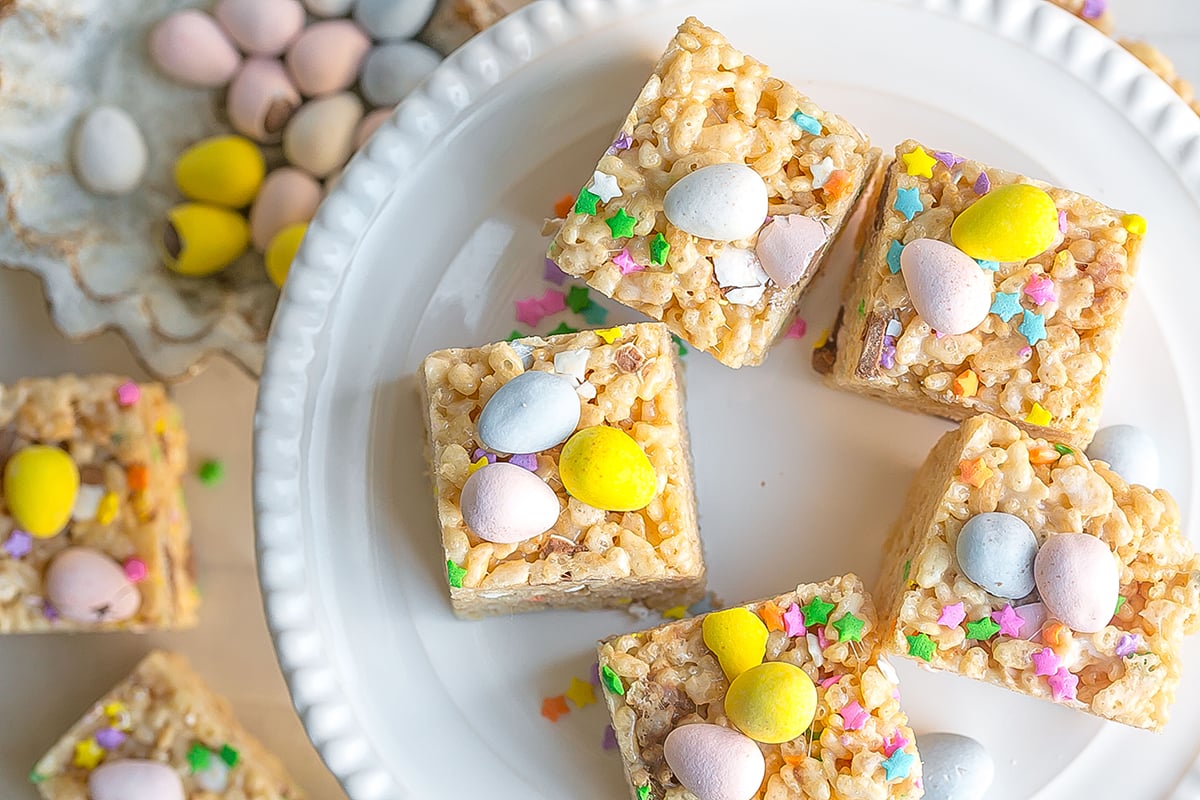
[283,92,363,178]
[1087,425,1160,487]
[89,760,185,800]
[663,163,768,241]
[215,0,305,56]
[359,41,441,107]
[249,167,322,251]
[304,0,354,15]
[71,106,147,197]
[353,0,437,40]
[354,108,393,149]
[559,426,656,512]
[702,608,769,681]
[955,512,1038,599]
[725,662,816,744]
[227,58,301,143]
[265,223,307,288]
[1035,533,1119,633]
[754,214,830,288]
[951,184,1059,262]
[663,724,766,800]
[476,370,581,454]
[900,238,993,335]
[162,203,250,277]
[174,135,265,208]
[3,444,79,538]
[916,732,994,800]
[44,547,141,624]
[285,20,371,97]
[460,462,559,544]
[149,9,241,88]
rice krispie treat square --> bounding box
[419,322,704,618]
[547,17,880,369]
[816,139,1146,448]
[598,574,922,800]
[30,650,304,798]
[0,375,197,632]
[875,413,1200,731]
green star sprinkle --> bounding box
[446,560,466,588]
[566,285,591,313]
[637,785,651,800]
[187,743,212,773]
[857,299,865,317]
[672,334,687,357]
[965,616,1000,640]
[574,188,599,215]
[605,208,637,238]
[801,596,835,627]
[505,329,525,342]
[581,304,609,325]
[600,664,626,696]
[1054,443,1074,455]
[197,459,224,486]
[902,559,911,582]
[219,744,240,768]
[28,770,45,784]
[548,322,578,336]
[1115,595,1127,615]
[650,232,670,265]
[906,633,936,662]
[832,612,865,642]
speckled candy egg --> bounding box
[282,92,363,178]
[174,135,265,208]
[725,662,817,744]
[956,512,1038,599]
[227,58,301,143]
[353,0,437,40]
[359,41,441,107]
[249,167,321,251]
[88,759,185,800]
[559,426,656,512]
[950,184,1059,262]
[663,724,766,800]
[460,462,559,543]
[663,163,768,241]
[3,445,79,538]
[72,106,147,196]
[754,214,830,288]
[702,607,769,681]
[354,108,392,149]
[1035,533,1120,633]
[285,20,371,97]
[1087,424,1160,487]
[476,370,581,454]
[44,547,141,624]
[215,0,305,56]
[900,238,993,335]
[915,732,994,800]
[149,9,241,88]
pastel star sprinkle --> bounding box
[990,291,1022,322]
[116,381,141,406]
[505,329,525,342]
[937,602,966,628]
[816,626,830,650]
[902,146,937,179]
[1081,0,1106,19]
[833,612,865,642]
[509,453,537,471]
[1121,213,1147,235]
[783,602,806,636]
[802,596,835,627]
[966,616,1000,640]
[952,369,978,399]
[992,604,1025,637]
[662,605,687,620]
[637,785,651,800]
[881,748,916,781]
[467,455,488,475]
[959,457,993,488]
[785,317,807,339]
[1024,274,1057,305]
[94,727,126,750]
[820,674,842,689]
[1115,595,1127,615]
[759,601,786,632]
[515,297,546,327]
[932,151,964,169]
[887,240,903,274]
[1048,667,1078,702]
[1115,633,1140,657]
[589,170,622,203]
[566,677,596,708]
[219,745,239,767]
[974,172,991,195]
[811,156,836,189]
[446,560,466,588]
[573,188,599,215]
[822,170,852,201]
[1025,402,1052,427]
[596,326,622,344]
[187,743,212,773]
[73,738,105,769]
[553,194,574,218]
[581,304,608,325]
[602,725,618,750]
[893,187,923,221]
[3,530,32,559]
[606,208,636,238]
[976,259,999,272]
[649,233,670,266]
[906,633,936,662]
[1058,209,1068,234]
[613,247,644,275]
[884,730,910,757]
[541,695,570,722]
[600,664,625,696]
[840,700,868,731]
[608,132,633,153]
[791,110,822,135]
[1031,646,1061,676]
[566,285,591,313]
[544,257,567,284]
[672,334,687,356]
[548,322,578,335]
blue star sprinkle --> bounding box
[881,749,915,781]
[1018,309,1047,345]
[990,291,1022,322]
[887,240,904,274]
[976,259,999,272]
[893,187,923,221]
[581,303,609,325]
[791,111,822,135]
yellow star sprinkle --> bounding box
[467,456,488,475]
[596,327,622,344]
[959,457,993,488]
[901,146,938,179]
[1025,402,1052,426]
[73,738,105,770]
[95,492,119,526]
[813,328,830,349]
[662,605,688,620]
[565,677,596,708]
[1121,214,1147,236]
[952,369,978,399]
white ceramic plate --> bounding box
[254,1,1200,798]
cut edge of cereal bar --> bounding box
[598,573,922,800]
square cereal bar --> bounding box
[419,322,704,618]
[547,17,880,368]
[598,574,922,800]
[30,650,304,798]
[875,413,1200,731]
[0,375,196,632]
[816,139,1145,448]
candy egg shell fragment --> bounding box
[162,203,250,277]
[353,0,438,40]
[663,163,768,241]
[174,135,265,208]
[265,223,308,288]
[955,512,1038,599]
[44,547,141,624]
[754,214,830,289]
[354,108,393,150]
[950,183,1059,262]
[476,370,581,454]
[285,20,371,97]
[3,444,80,538]
[915,732,994,800]
[724,661,816,744]
[88,759,186,800]
[250,167,321,251]
[1087,424,1159,487]
[227,58,301,143]
[663,724,766,800]
[1034,533,1119,633]
[282,92,364,178]
[460,462,560,544]
[558,426,656,512]
[71,106,148,197]
[702,607,768,681]
[149,9,241,88]
[359,41,441,107]
[214,0,305,56]
[900,238,993,335]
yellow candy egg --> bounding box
[702,608,769,681]
[950,184,1059,262]
[725,662,817,744]
[559,426,656,512]
[174,135,266,208]
[162,203,251,277]
[265,222,307,288]
[3,445,80,538]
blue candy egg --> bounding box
[477,371,580,455]
[956,512,1038,599]
[915,732,994,800]
[1087,424,1159,487]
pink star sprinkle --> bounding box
[613,248,643,275]
[937,602,966,628]
[819,674,842,689]
[1058,210,1068,234]
[1031,646,1061,677]
[783,602,806,637]
[1019,345,1033,358]
[1115,633,1140,657]
[840,701,868,731]
[816,627,830,650]
[785,317,808,339]
[1024,274,1057,305]
[538,289,565,315]
[884,731,909,757]
[515,297,545,327]
[116,381,140,406]
[123,558,147,583]
[991,604,1025,637]
[1048,667,1078,702]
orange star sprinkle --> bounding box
[126,464,149,491]
[1043,622,1069,654]
[759,601,785,633]
[959,458,993,488]
[553,194,575,218]
[820,169,853,202]
[952,369,978,399]
[541,695,570,722]
[1028,444,1061,465]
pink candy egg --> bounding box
[249,168,322,251]
[354,108,393,149]
[215,0,306,56]
[227,58,301,143]
[149,9,241,88]
[285,20,371,97]
[44,547,141,624]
